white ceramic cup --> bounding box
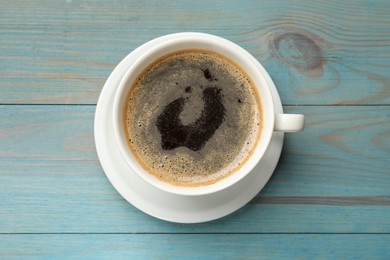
[113,33,304,196]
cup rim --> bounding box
[112,33,275,196]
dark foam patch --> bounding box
[203,68,213,81]
[156,86,225,151]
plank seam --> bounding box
[0,233,389,235]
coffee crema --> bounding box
[123,49,262,187]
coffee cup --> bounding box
[112,33,304,196]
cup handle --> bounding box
[274,114,305,132]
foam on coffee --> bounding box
[123,49,262,186]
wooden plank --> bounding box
[0,234,389,259]
[0,105,389,233]
[0,0,389,104]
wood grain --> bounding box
[0,0,389,104]
[1,234,389,259]
[0,105,388,233]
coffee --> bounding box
[123,49,262,187]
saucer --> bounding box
[94,33,284,223]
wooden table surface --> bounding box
[1,0,389,258]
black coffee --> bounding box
[123,49,262,186]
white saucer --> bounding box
[94,33,284,223]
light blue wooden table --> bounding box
[1,0,389,258]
